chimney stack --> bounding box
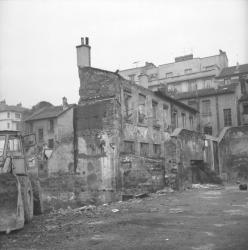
[76,37,91,68]
[62,97,69,110]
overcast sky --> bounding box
[0,0,247,108]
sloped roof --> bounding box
[216,64,248,78]
[175,83,238,100]
[0,104,29,113]
[25,105,74,121]
[154,90,198,113]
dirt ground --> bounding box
[1,185,248,250]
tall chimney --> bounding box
[76,37,91,68]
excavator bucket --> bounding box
[0,173,24,233]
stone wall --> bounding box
[219,126,248,182]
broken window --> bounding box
[124,91,133,122]
[140,142,149,157]
[123,141,135,154]
[223,108,232,126]
[189,116,194,129]
[163,104,169,130]
[138,94,146,124]
[181,113,186,128]
[152,101,158,125]
[171,109,178,128]
[153,144,161,157]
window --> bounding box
[243,104,248,114]
[153,144,161,157]
[49,119,54,133]
[223,109,232,126]
[189,116,194,129]
[163,104,169,130]
[38,128,44,142]
[140,142,149,156]
[172,110,178,128]
[48,139,54,149]
[15,113,21,119]
[128,74,135,82]
[188,81,197,92]
[204,126,212,135]
[138,94,146,124]
[202,100,211,116]
[205,65,215,71]
[7,112,10,118]
[7,136,22,155]
[184,68,192,74]
[166,72,173,78]
[123,141,135,154]
[124,91,133,122]
[7,123,10,129]
[152,101,158,125]
[181,113,186,128]
[203,79,212,89]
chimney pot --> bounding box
[85,37,89,45]
[81,37,84,45]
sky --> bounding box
[0,0,247,108]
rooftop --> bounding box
[175,83,238,100]
[25,104,74,121]
[216,64,248,78]
[0,104,29,113]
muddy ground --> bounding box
[1,185,248,250]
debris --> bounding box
[239,184,247,191]
[192,184,222,190]
[156,187,174,194]
[111,209,119,213]
[122,194,134,201]
[102,203,108,206]
[135,193,149,199]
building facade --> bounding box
[119,50,228,92]
[25,97,74,149]
[0,100,29,131]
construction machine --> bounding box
[0,130,43,233]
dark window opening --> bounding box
[48,139,54,149]
[243,104,248,114]
[138,94,146,124]
[38,128,44,142]
[152,101,158,125]
[181,113,186,128]
[124,92,133,122]
[223,108,232,126]
[204,126,212,135]
[140,142,149,157]
[153,144,161,157]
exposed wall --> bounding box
[164,129,205,188]
[219,126,248,181]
